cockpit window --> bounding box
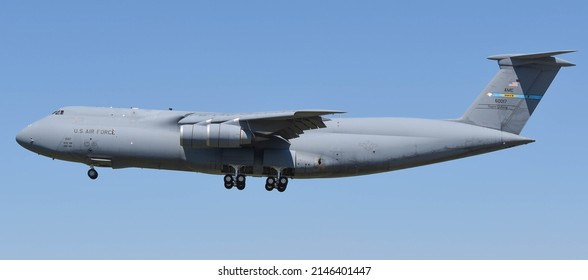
[52,110,64,115]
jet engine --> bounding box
[180,123,252,148]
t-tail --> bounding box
[458,50,575,135]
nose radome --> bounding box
[16,125,34,148]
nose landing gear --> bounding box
[87,168,98,180]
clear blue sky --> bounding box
[1,0,586,259]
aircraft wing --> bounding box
[178,110,344,139]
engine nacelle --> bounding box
[180,123,252,148]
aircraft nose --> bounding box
[16,125,35,149]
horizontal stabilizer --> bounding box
[487,50,576,67]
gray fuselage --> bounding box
[16,106,533,179]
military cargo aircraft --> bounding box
[16,51,574,192]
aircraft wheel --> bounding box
[276,177,288,192]
[224,174,234,189]
[236,174,246,190]
[87,168,98,180]
[278,176,288,186]
[266,177,275,185]
[265,177,275,191]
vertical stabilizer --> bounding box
[458,51,575,134]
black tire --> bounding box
[224,174,234,189]
[279,177,288,185]
[266,177,275,185]
[236,174,246,183]
[235,174,246,190]
[87,169,98,180]
[265,177,276,191]
[276,176,288,192]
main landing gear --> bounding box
[224,174,246,190]
[222,173,289,192]
[87,168,98,180]
[265,176,288,192]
